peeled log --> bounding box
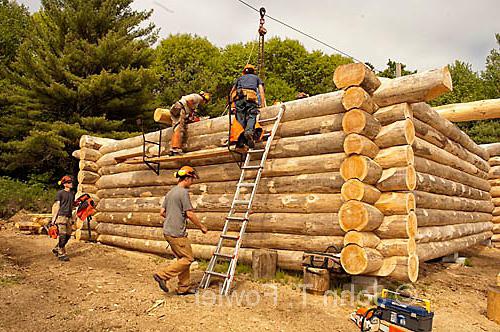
[490,166,500,178]
[415,208,492,227]
[416,231,493,262]
[366,255,419,282]
[79,135,116,150]
[79,160,99,173]
[413,118,489,173]
[95,212,345,236]
[376,238,417,257]
[411,103,488,160]
[342,109,381,139]
[340,245,384,275]
[375,145,414,169]
[341,179,381,204]
[492,187,500,198]
[435,98,500,122]
[373,103,412,126]
[482,143,500,157]
[340,155,382,184]
[416,221,493,243]
[414,157,490,192]
[375,192,416,215]
[375,213,417,239]
[339,200,384,232]
[377,166,416,191]
[77,170,100,184]
[373,66,452,107]
[412,137,487,179]
[97,193,344,213]
[75,229,97,242]
[415,172,491,201]
[97,234,303,271]
[414,190,494,213]
[489,157,500,167]
[72,148,102,162]
[333,63,381,93]
[343,133,379,158]
[374,120,415,149]
[343,231,381,248]
[341,86,378,113]
[494,207,500,216]
[77,184,98,194]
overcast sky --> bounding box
[19,0,499,72]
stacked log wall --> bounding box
[482,143,500,247]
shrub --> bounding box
[0,177,56,218]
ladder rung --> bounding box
[237,182,255,187]
[226,216,248,222]
[205,271,228,278]
[233,200,250,205]
[221,234,239,240]
[248,149,265,153]
[241,165,262,170]
[260,116,278,123]
[214,253,234,260]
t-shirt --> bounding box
[162,186,194,237]
[179,94,204,112]
[234,74,264,92]
[55,190,75,217]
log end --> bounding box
[341,244,383,274]
[425,66,453,101]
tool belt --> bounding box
[233,88,258,104]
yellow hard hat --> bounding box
[199,91,211,103]
[243,64,255,74]
[175,166,199,179]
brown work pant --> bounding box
[156,236,194,292]
[170,103,187,150]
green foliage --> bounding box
[482,33,500,99]
[0,177,57,218]
[378,59,417,78]
[0,0,30,66]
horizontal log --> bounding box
[412,137,487,179]
[341,179,381,204]
[411,103,488,160]
[375,145,414,169]
[80,135,116,150]
[377,166,416,192]
[415,208,492,227]
[75,218,98,230]
[339,200,383,232]
[491,179,500,187]
[79,160,99,173]
[341,86,378,113]
[375,192,415,215]
[340,155,382,184]
[434,98,500,122]
[374,119,415,149]
[373,66,452,107]
[72,148,102,162]
[97,193,344,213]
[340,245,384,274]
[416,231,493,262]
[375,213,417,239]
[75,229,97,242]
[97,153,346,189]
[415,172,491,201]
[494,198,500,206]
[494,207,500,216]
[373,103,412,126]
[343,231,381,248]
[366,254,419,282]
[96,223,344,252]
[342,109,381,139]
[343,133,379,158]
[482,143,500,157]
[333,63,381,93]
[376,238,417,257]
[490,166,500,178]
[489,157,500,167]
[77,184,98,194]
[414,157,491,192]
[77,170,99,184]
[416,222,493,243]
[97,234,303,271]
[414,190,494,213]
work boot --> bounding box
[169,148,184,156]
[177,288,197,296]
[244,132,255,148]
[58,255,70,262]
[52,247,59,257]
[153,274,169,293]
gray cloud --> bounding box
[18,0,500,71]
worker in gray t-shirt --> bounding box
[153,166,207,295]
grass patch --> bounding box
[464,258,473,267]
[274,269,302,285]
[0,275,23,287]
[0,177,56,219]
[196,259,253,275]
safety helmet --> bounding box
[175,166,199,179]
[242,64,256,74]
[58,175,73,186]
[199,91,211,103]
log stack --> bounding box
[73,64,494,282]
[482,143,500,247]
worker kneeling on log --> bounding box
[153,166,208,295]
[169,91,211,156]
[230,64,266,149]
[51,175,77,262]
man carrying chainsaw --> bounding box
[153,166,208,295]
[50,175,76,261]
[229,64,266,149]
[169,91,211,156]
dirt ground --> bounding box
[1,225,499,332]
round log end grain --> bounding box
[407,254,419,282]
[343,133,380,159]
[341,179,381,204]
[339,200,384,232]
[340,155,382,184]
[340,245,384,275]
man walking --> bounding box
[154,166,207,295]
[169,91,211,155]
[230,64,266,148]
[51,175,76,261]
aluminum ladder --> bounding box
[199,104,286,295]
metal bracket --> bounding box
[137,117,163,176]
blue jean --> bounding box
[235,99,259,136]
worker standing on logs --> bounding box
[230,64,266,148]
[153,166,208,295]
[169,91,211,156]
[51,175,76,262]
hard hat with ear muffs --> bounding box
[174,166,199,179]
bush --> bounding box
[0,177,56,219]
